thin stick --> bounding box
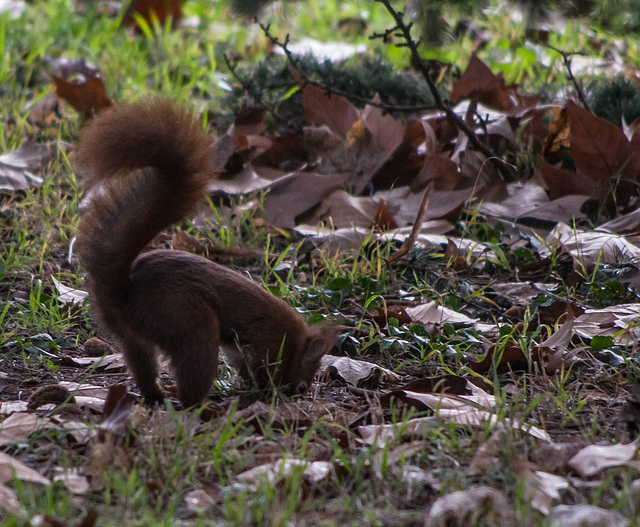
[387,181,433,264]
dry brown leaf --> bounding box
[543,223,640,264]
[468,342,531,374]
[451,54,514,111]
[358,417,442,447]
[567,100,638,182]
[406,301,497,334]
[0,140,62,191]
[382,381,549,440]
[0,482,23,514]
[229,106,267,137]
[423,486,515,527]
[53,76,112,119]
[361,96,404,153]
[63,354,126,372]
[537,157,595,199]
[0,401,28,415]
[411,154,460,192]
[52,468,90,494]
[263,171,349,229]
[0,451,50,485]
[551,504,630,527]
[568,442,639,477]
[0,413,58,446]
[233,458,333,490]
[319,355,401,386]
[479,182,588,224]
[522,469,569,515]
[308,189,385,229]
[292,69,358,139]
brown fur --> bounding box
[75,99,335,406]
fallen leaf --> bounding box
[184,488,216,512]
[54,75,112,119]
[319,355,401,387]
[523,469,569,515]
[568,441,639,477]
[263,171,349,228]
[62,354,126,372]
[0,413,58,446]
[537,157,595,199]
[0,140,62,191]
[567,99,638,182]
[550,504,630,527]
[0,451,50,485]
[293,69,358,138]
[233,458,333,490]
[543,223,640,264]
[573,304,640,346]
[52,468,90,494]
[423,486,515,527]
[451,54,514,111]
[358,417,442,447]
[52,277,88,305]
[0,483,23,514]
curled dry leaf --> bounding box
[405,301,497,334]
[52,277,88,306]
[319,355,401,387]
[53,468,90,494]
[423,486,515,527]
[573,304,640,346]
[184,488,217,512]
[0,451,50,485]
[358,417,442,447]
[58,381,110,413]
[0,412,58,446]
[263,171,349,229]
[233,458,333,491]
[551,504,630,527]
[525,470,569,515]
[63,354,126,373]
[53,75,112,119]
[382,380,550,441]
[543,222,640,265]
[568,441,639,477]
[0,483,23,515]
[0,140,63,191]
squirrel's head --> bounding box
[258,326,337,396]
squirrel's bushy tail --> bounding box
[75,99,216,302]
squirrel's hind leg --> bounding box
[163,309,221,408]
[121,332,165,404]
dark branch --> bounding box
[374,0,515,179]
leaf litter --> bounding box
[6,11,640,526]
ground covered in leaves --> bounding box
[4,0,640,526]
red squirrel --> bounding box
[75,99,336,406]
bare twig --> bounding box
[374,0,514,179]
[544,44,591,112]
[387,181,433,264]
[257,22,438,114]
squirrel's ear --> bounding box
[307,326,339,361]
[307,337,330,362]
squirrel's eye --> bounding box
[297,382,307,394]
